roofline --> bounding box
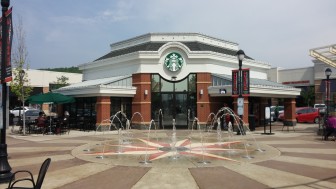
[109,33,239,52]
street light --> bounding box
[325,68,332,120]
[236,50,246,135]
[19,70,26,135]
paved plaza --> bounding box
[1,123,335,189]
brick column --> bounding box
[284,98,296,126]
[197,73,211,125]
[42,87,50,115]
[243,96,249,124]
[96,96,111,126]
[132,73,151,127]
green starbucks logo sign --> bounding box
[164,52,184,72]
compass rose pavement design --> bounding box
[82,138,246,163]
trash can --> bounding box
[248,115,255,131]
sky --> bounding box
[9,0,336,70]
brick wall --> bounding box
[132,73,151,125]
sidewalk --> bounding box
[1,122,335,189]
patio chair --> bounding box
[7,158,51,189]
[60,117,70,135]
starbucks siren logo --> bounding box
[164,52,184,72]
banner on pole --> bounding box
[232,69,239,97]
[0,7,13,83]
[242,68,250,96]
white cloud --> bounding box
[10,0,336,69]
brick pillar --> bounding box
[96,96,111,126]
[197,73,211,125]
[42,87,50,115]
[243,96,249,124]
[284,98,296,126]
[132,73,151,127]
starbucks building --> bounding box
[56,33,300,130]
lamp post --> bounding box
[236,50,246,135]
[325,68,332,120]
[19,70,26,135]
[0,0,13,183]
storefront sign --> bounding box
[219,89,226,94]
[164,52,184,72]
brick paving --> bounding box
[0,122,335,189]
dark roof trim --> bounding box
[95,41,253,62]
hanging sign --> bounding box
[242,68,250,96]
[232,69,239,97]
[0,85,2,129]
[0,7,13,83]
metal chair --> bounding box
[7,158,51,189]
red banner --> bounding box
[242,68,250,96]
[0,7,13,83]
[232,70,239,97]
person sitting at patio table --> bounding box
[324,113,336,141]
[37,112,46,127]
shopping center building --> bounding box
[55,33,302,130]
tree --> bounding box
[301,86,315,107]
[50,75,69,90]
[10,16,33,107]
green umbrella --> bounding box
[27,92,75,104]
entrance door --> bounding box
[175,93,188,126]
[161,93,188,128]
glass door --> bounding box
[175,93,188,126]
[161,93,174,127]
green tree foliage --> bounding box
[301,86,315,107]
[50,75,70,90]
[10,16,32,103]
[39,66,82,73]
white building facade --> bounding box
[56,33,301,129]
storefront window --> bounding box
[152,74,161,92]
[161,78,174,92]
[110,97,132,129]
[64,97,96,131]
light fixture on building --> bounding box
[144,89,148,95]
[200,89,203,95]
[171,76,177,81]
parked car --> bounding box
[16,109,45,126]
[10,107,35,117]
[24,109,44,123]
[278,107,320,123]
[270,106,284,122]
[314,104,326,114]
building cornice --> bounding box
[109,33,239,52]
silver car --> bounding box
[270,106,284,122]
[24,109,44,124]
[10,107,35,117]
